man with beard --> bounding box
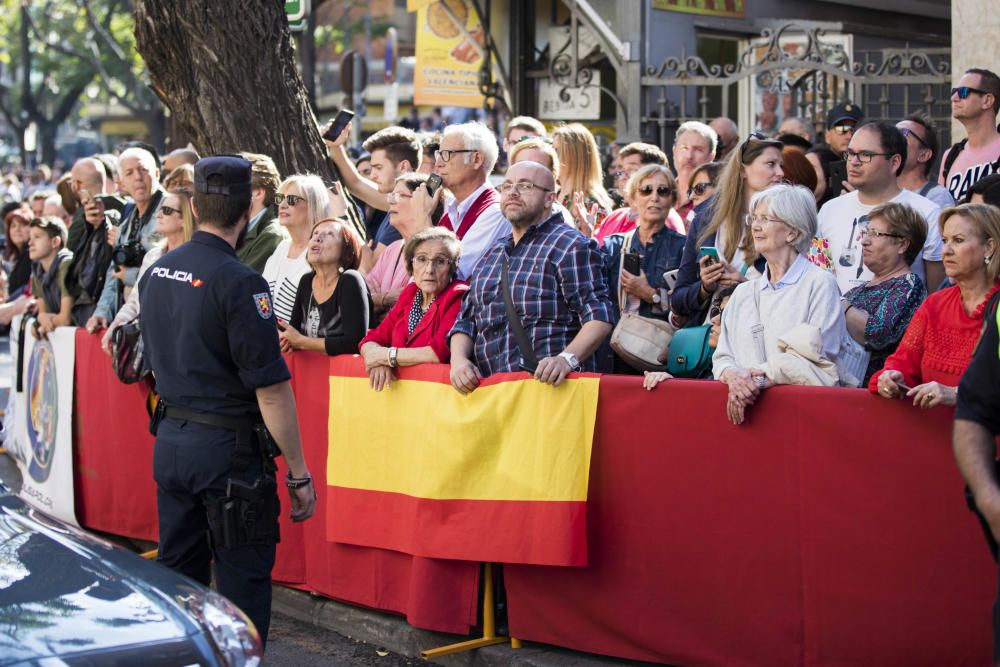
[448,161,613,394]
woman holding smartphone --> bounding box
[872,203,1000,408]
[672,133,785,319]
[601,164,686,373]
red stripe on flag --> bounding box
[326,486,588,566]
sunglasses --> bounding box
[687,182,713,197]
[860,228,903,240]
[898,126,930,150]
[274,193,305,206]
[159,205,182,217]
[951,86,989,99]
[709,305,724,319]
[830,125,856,135]
[740,131,769,161]
[637,185,673,198]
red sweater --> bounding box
[869,281,1000,391]
[359,280,469,363]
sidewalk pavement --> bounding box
[271,585,652,667]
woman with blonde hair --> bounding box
[263,174,333,322]
[873,203,1000,408]
[671,133,786,319]
[101,188,196,354]
[552,123,613,232]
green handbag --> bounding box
[666,324,714,378]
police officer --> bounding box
[138,156,316,643]
[953,291,1000,659]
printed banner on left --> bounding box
[4,317,77,525]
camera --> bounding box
[113,241,146,268]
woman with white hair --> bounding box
[712,184,850,424]
[263,174,333,322]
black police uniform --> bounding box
[138,226,289,642]
[956,293,1000,659]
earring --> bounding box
[986,255,993,265]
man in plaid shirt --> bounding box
[449,161,614,393]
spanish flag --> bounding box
[325,357,599,566]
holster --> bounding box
[207,476,281,549]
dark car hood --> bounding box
[0,494,202,664]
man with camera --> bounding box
[85,146,165,333]
[138,156,316,644]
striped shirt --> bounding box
[262,239,310,323]
[449,211,615,376]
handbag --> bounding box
[667,324,713,377]
[111,319,150,385]
[609,231,675,372]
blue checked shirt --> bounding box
[449,211,615,376]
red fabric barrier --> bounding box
[505,377,995,666]
[73,328,158,540]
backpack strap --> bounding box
[942,138,969,184]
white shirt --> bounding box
[713,254,850,379]
[445,182,511,279]
[816,189,942,294]
[262,239,310,323]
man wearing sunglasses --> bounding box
[896,113,955,209]
[823,103,864,155]
[940,68,1000,202]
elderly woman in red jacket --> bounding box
[359,226,468,390]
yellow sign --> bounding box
[652,0,745,19]
[412,0,485,108]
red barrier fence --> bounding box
[71,330,994,665]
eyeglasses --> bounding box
[843,150,894,164]
[413,255,452,269]
[637,184,673,198]
[740,131,769,161]
[951,86,990,99]
[743,213,786,227]
[159,205,182,217]
[386,192,414,204]
[687,182,713,198]
[898,126,930,150]
[830,125,856,135]
[274,193,305,206]
[860,228,903,240]
[498,181,551,195]
[435,149,478,162]
[514,134,552,145]
[709,305,724,319]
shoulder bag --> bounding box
[111,318,150,385]
[667,324,714,377]
[609,231,676,372]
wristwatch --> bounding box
[650,291,661,305]
[388,346,399,368]
[558,351,581,371]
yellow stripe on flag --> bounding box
[328,376,599,502]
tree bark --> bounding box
[133,0,366,239]
[133,0,336,182]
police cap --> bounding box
[826,103,864,129]
[194,155,253,196]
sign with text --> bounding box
[539,71,602,120]
[412,0,485,108]
[652,0,745,19]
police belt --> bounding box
[162,403,275,473]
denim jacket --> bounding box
[602,225,686,320]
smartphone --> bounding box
[426,173,443,197]
[829,160,848,198]
[896,381,913,394]
[323,109,355,141]
[623,252,642,276]
[663,268,679,291]
[698,246,720,267]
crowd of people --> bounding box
[2,68,999,428]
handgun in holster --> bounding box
[208,476,280,549]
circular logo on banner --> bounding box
[26,339,58,483]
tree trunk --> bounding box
[133,0,336,182]
[133,0,366,239]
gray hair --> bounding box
[278,174,333,224]
[443,121,499,175]
[676,121,719,158]
[780,116,816,143]
[118,147,158,175]
[749,183,817,254]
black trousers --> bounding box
[153,419,277,643]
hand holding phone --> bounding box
[322,109,356,143]
[426,173,443,198]
[663,268,679,291]
[698,246,720,267]
[623,252,642,276]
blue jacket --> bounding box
[602,225,686,319]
